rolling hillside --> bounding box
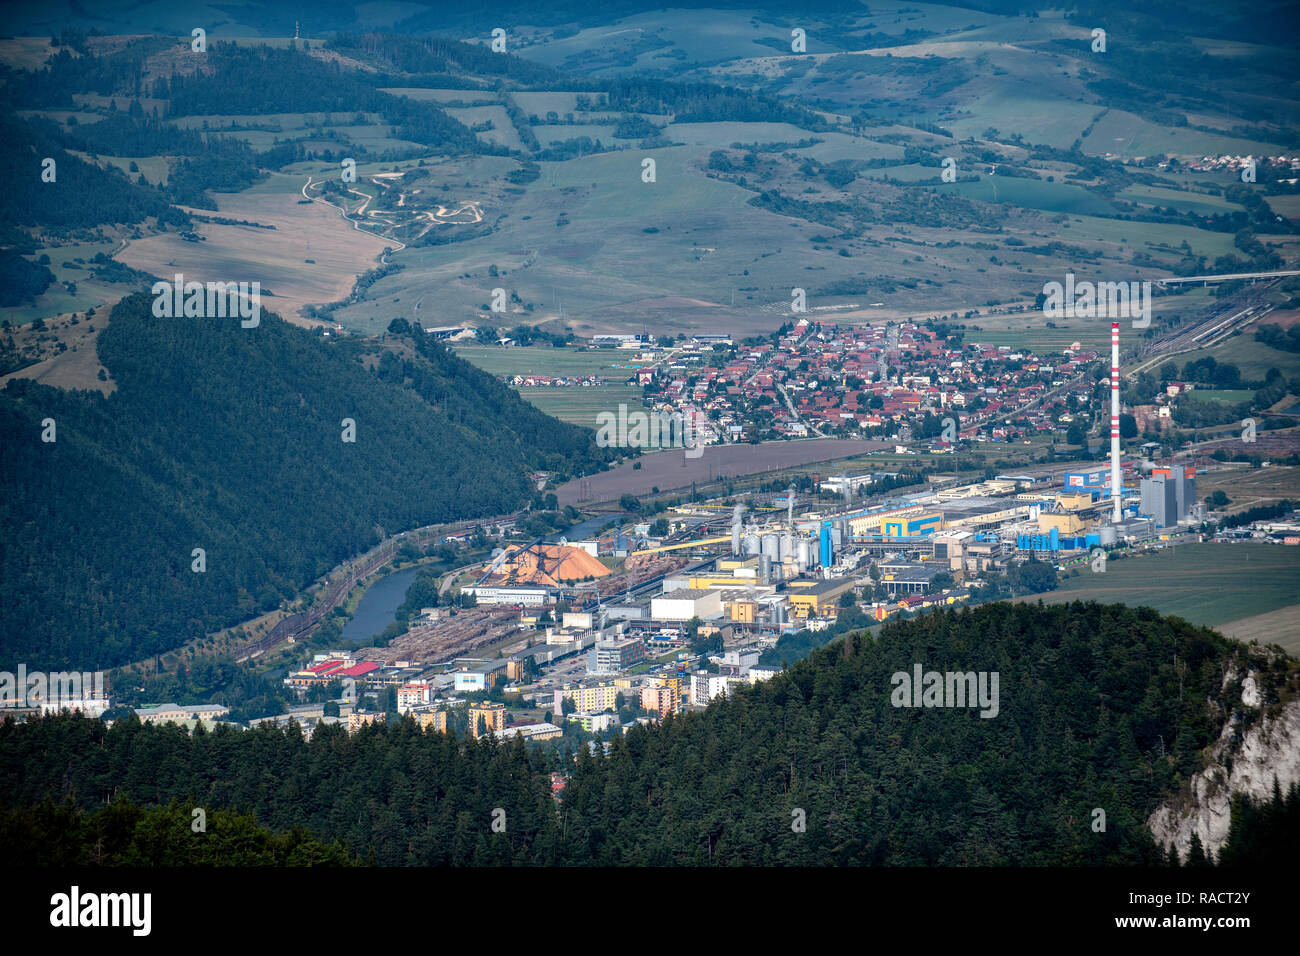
[0,293,609,669]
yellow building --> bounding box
[555,683,618,715]
[716,557,760,573]
[347,712,386,732]
[1055,491,1095,511]
[468,702,507,738]
[730,600,756,623]
[416,710,449,734]
[786,579,856,619]
[1038,511,1089,536]
[687,574,764,590]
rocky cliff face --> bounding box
[1148,664,1300,860]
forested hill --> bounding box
[3,601,1293,865]
[0,293,608,670]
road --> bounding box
[301,175,406,255]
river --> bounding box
[341,566,417,645]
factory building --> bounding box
[1017,528,1099,552]
[461,585,551,606]
[652,588,724,621]
[846,504,926,538]
[587,637,647,675]
[881,512,944,538]
[1064,468,1113,495]
[1151,465,1196,521]
[939,499,1033,532]
[1140,475,1177,527]
[491,722,563,742]
[879,564,946,595]
[932,530,1006,572]
[785,578,857,618]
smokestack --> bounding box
[730,503,744,555]
[1111,321,1122,523]
[787,486,795,528]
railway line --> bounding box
[233,510,523,662]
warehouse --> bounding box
[651,588,724,622]
[880,564,946,595]
[785,578,857,619]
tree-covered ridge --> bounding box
[0,293,609,670]
[0,111,184,231]
[2,602,1290,865]
[329,33,564,87]
[553,600,1286,865]
[592,77,831,129]
[153,44,488,155]
[0,797,355,866]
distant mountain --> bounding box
[0,293,609,669]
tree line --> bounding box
[3,601,1292,866]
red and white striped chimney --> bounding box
[1111,322,1121,523]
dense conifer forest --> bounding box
[0,294,611,669]
[0,798,355,865]
[3,602,1294,865]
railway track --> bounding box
[234,511,523,662]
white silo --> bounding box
[762,533,780,561]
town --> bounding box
[13,311,1298,750]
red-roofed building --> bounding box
[336,661,381,679]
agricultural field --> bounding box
[553,438,894,505]
[938,176,1119,217]
[1080,108,1285,160]
[5,2,1292,352]
[451,344,653,378]
[443,105,527,151]
[1047,212,1240,262]
[9,240,129,325]
[1202,329,1300,381]
[1186,389,1256,404]
[504,383,645,427]
[1117,184,1243,217]
[451,344,656,427]
[1194,463,1300,514]
[1028,542,1300,648]
[115,171,390,323]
